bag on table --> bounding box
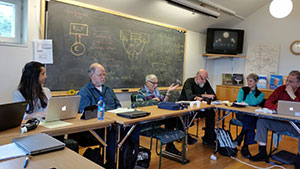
[158,102,187,110]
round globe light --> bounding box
[269,0,293,18]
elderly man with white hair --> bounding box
[178,69,217,148]
[137,74,181,155]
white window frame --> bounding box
[0,0,22,44]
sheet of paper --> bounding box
[0,143,27,161]
[33,39,53,64]
[40,121,73,129]
[107,108,135,114]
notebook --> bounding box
[0,101,27,131]
[12,133,65,155]
[117,110,150,119]
[44,95,81,122]
[277,100,300,117]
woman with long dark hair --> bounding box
[13,61,51,119]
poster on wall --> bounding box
[33,40,53,64]
[244,44,280,81]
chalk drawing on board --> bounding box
[70,23,88,56]
[244,44,279,78]
[120,30,150,61]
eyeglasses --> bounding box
[148,80,158,85]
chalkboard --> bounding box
[45,0,185,91]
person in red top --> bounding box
[250,70,300,162]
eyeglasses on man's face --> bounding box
[148,80,158,85]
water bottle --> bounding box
[97,97,105,120]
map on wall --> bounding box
[244,44,280,79]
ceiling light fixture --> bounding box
[269,0,293,18]
[166,0,220,18]
[197,0,245,20]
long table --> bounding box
[0,114,113,145]
[0,115,114,166]
[106,104,214,169]
[0,148,104,169]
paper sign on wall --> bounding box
[33,40,53,64]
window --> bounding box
[0,0,22,44]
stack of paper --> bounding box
[107,108,135,114]
[0,143,27,161]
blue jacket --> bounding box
[77,82,121,113]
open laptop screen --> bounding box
[277,100,300,117]
[44,95,81,122]
[0,101,27,131]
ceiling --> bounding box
[75,0,271,33]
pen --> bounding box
[23,156,30,168]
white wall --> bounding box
[0,0,41,104]
[184,31,206,80]
[0,1,205,106]
[211,1,300,86]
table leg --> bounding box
[89,127,108,164]
[116,124,136,169]
[289,121,300,134]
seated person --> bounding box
[137,74,179,102]
[178,69,216,147]
[13,61,51,120]
[137,74,181,155]
[77,63,139,167]
[233,73,264,158]
[78,63,121,112]
[250,70,300,162]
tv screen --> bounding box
[205,28,244,54]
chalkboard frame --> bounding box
[40,0,187,92]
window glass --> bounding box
[0,0,22,44]
[0,2,15,37]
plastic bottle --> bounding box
[97,97,105,120]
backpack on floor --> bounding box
[119,138,139,169]
[134,148,151,169]
[216,129,237,157]
[83,147,104,167]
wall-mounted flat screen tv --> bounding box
[205,28,244,54]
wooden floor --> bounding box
[79,118,298,169]
[144,118,298,169]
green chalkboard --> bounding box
[45,0,185,91]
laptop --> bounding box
[44,95,81,122]
[277,100,300,117]
[117,110,150,119]
[0,101,27,131]
[12,133,65,155]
